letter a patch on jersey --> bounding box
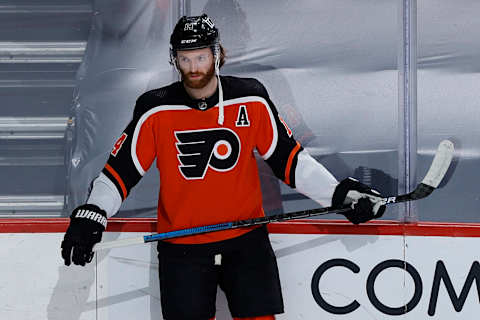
[235,105,250,127]
[175,128,241,180]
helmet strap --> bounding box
[214,43,224,126]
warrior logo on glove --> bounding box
[61,204,107,266]
[74,208,107,228]
[175,128,241,179]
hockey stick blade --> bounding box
[388,139,454,203]
[93,140,454,251]
[421,139,454,188]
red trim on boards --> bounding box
[0,218,157,233]
[1,218,480,237]
[267,220,480,238]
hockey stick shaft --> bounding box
[93,140,454,251]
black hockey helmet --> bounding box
[170,14,219,53]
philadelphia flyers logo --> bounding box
[175,128,241,179]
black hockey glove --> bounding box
[61,204,107,266]
[332,177,386,224]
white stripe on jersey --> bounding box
[131,105,191,176]
[217,96,278,160]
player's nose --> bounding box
[190,61,198,73]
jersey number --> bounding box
[111,133,128,157]
[279,116,293,137]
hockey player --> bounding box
[61,14,386,320]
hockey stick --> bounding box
[93,140,454,251]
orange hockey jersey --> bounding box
[102,76,303,244]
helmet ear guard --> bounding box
[169,44,177,69]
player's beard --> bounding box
[181,63,216,89]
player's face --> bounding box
[177,48,215,89]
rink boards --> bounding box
[1,219,480,319]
